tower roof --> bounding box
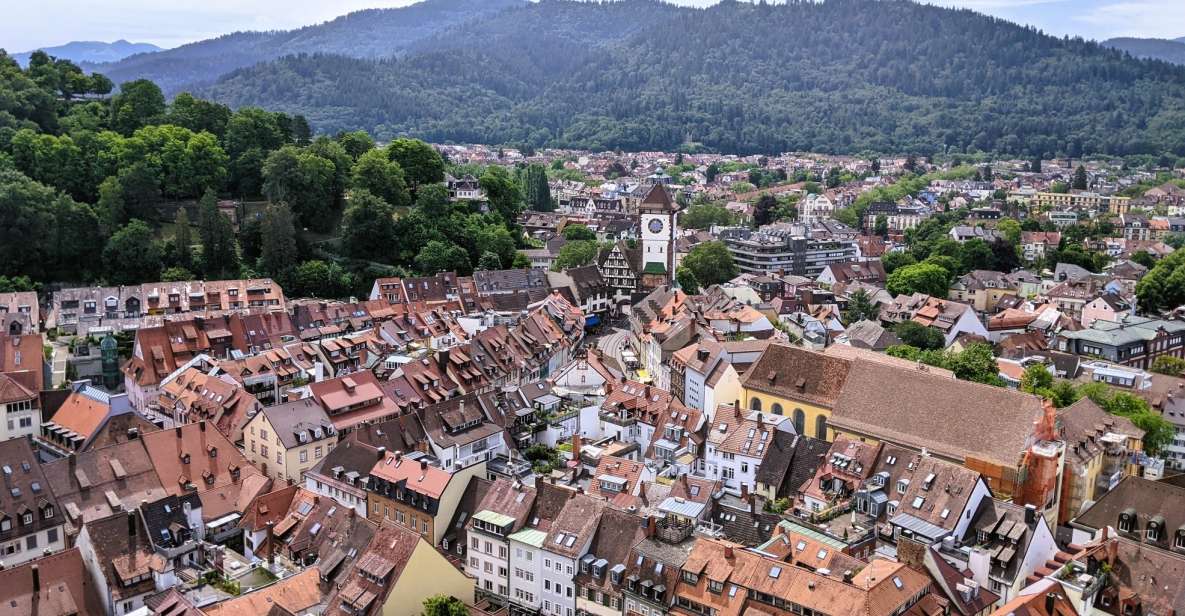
[640,184,677,213]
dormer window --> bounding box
[1175,529,1185,550]
[1147,516,1165,542]
[1118,509,1135,533]
[897,479,909,495]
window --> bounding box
[472,537,480,549]
[793,409,805,434]
[315,446,323,459]
[299,450,308,464]
[770,403,783,416]
[1118,513,1134,533]
[25,535,36,550]
[749,398,761,412]
[1175,531,1185,550]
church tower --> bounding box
[639,184,679,289]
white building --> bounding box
[702,406,795,495]
[799,193,835,224]
[509,528,546,611]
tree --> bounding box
[339,189,397,262]
[681,204,734,229]
[945,343,1003,385]
[1072,165,1088,190]
[1029,157,1041,173]
[681,241,739,287]
[845,288,880,324]
[1130,250,1156,268]
[1151,355,1185,376]
[173,207,193,269]
[260,202,298,278]
[1080,383,1174,455]
[958,239,994,273]
[97,175,127,229]
[881,251,917,274]
[552,241,600,271]
[1019,364,1054,395]
[352,148,411,209]
[416,240,471,275]
[874,214,888,237]
[239,216,264,264]
[422,593,467,616]
[103,220,161,284]
[753,194,778,227]
[523,164,553,211]
[997,219,1022,246]
[161,266,193,282]
[894,321,945,350]
[262,145,336,231]
[291,260,355,298]
[197,190,239,278]
[676,266,701,294]
[110,79,165,135]
[336,130,375,160]
[476,225,516,268]
[476,251,504,271]
[292,115,312,146]
[562,224,596,241]
[886,262,950,297]
[387,138,445,192]
[1135,250,1185,313]
[479,165,523,229]
[413,184,452,220]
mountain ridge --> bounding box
[13,39,162,67]
[198,0,1185,158]
[81,0,525,94]
[1102,36,1185,64]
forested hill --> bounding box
[199,0,1185,158]
[82,0,524,95]
[1103,37,1185,64]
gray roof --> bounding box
[260,398,336,449]
[1061,315,1185,347]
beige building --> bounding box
[243,398,338,484]
[1031,191,1131,214]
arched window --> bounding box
[770,403,783,416]
[749,398,762,412]
[793,409,805,434]
[815,415,828,440]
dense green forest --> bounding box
[198,0,1185,157]
[0,50,530,296]
[82,0,524,94]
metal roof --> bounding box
[889,512,950,540]
[508,527,548,547]
[473,509,516,527]
[658,496,706,519]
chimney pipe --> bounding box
[31,564,40,595]
[128,511,137,537]
[199,420,206,432]
[1045,593,1056,615]
[175,426,182,439]
[420,460,428,472]
[376,446,386,460]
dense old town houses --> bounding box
[0,438,66,566]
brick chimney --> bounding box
[572,434,582,461]
[740,483,749,502]
[724,545,735,560]
[646,516,657,538]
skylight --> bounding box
[912,496,925,509]
[769,566,781,579]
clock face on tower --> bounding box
[648,218,665,234]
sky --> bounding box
[3,0,1183,53]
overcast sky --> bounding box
[4,0,1183,52]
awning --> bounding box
[585,314,601,327]
[635,369,651,383]
[205,512,241,529]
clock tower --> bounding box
[639,183,679,289]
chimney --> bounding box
[1025,503,1038,525]
[199,421,206,432]
[734,404,741,419]
[31,564,40,596]
[126,428,139,440]
[68,453,76,471]
[740,483,749,502]
[175,426,182,439]
[572,434,582,461]
[266,521,276,566]
[420,460,428,472]
[724,545,734,560]
[1045,593,1057,615]
[842,570,853,583]
[127,511,137,537]
[646,516,657,538]
[376,446,386,460]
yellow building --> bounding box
[243,398,338,484]
[739,344,851,442]
[1056,398,1145,525]
[333,521,475,616]
[1031,191,1131,215]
